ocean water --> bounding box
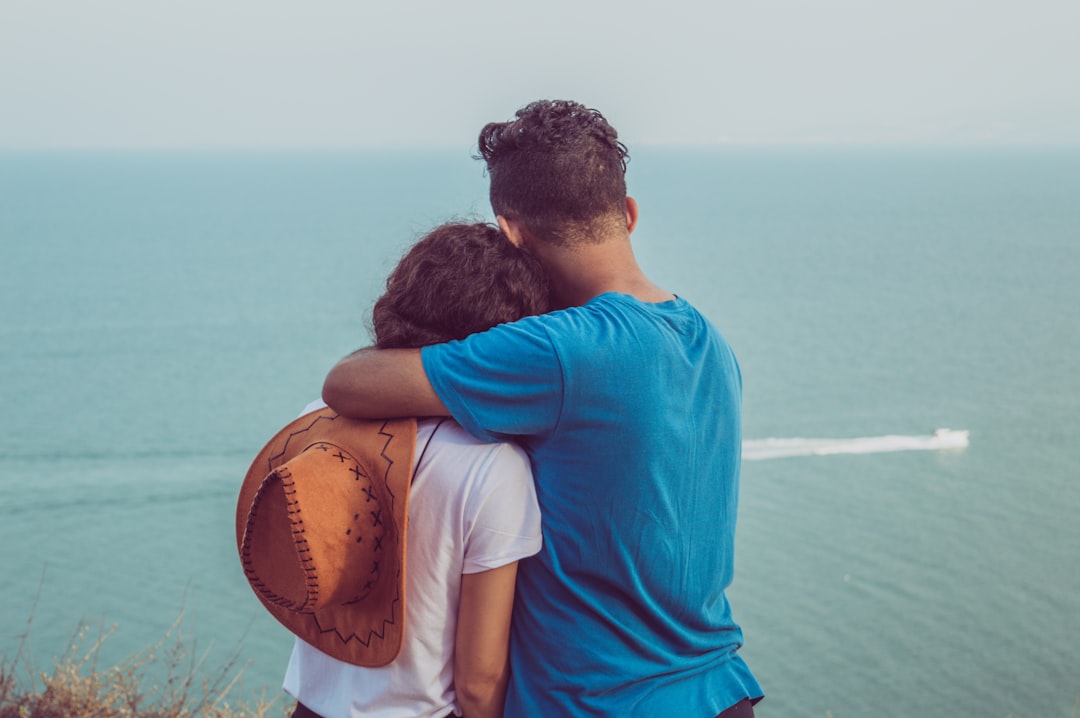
[1,147,1078,717]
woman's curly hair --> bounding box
[372,222,551,349]
[477,100,630,245]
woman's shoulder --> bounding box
[416,418,533,481]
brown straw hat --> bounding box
[236,408,418,667]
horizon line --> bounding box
[3,138,1080,153]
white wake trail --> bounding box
[742,429,969,461]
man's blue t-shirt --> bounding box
[421,292,761,716]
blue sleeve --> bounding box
[420,316,564,444]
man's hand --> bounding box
[322,347,450,419]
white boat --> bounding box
[742,428,970,460]
[930,428,970,449]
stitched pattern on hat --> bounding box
[280,466,319,613]
[263,412,340,469]
[241,466,319,614]
[376,420,399,514]
[308,421,405,649]
[345,513,363,543]
[312,570,405,649]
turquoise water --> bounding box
[2,148,1078,716]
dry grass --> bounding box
[0,611,289,718]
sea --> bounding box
[1,146,1077,717]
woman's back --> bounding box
[282,411,541,718]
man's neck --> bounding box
[538,237,675,309]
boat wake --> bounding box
[742,429,970,461]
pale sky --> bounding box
[2,0,1078,149]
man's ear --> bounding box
[625,196,639,234]
[497,215,529,250]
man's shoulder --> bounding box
[510,292,686,334]
[426,293,708,351]
[549,293,721,346]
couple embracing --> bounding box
[238,100,763,718]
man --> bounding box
[322,100,763,717]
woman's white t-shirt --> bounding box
[282,408,542,718]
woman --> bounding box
[284,222,549,718]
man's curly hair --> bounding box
[372,222,551,349]
[477,100,630,245]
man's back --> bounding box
[421,292,762,716]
